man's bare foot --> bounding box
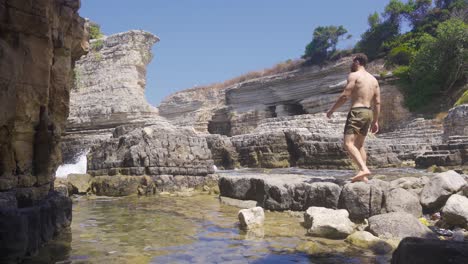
[351,170,371,183]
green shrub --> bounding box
[89,24,103,40]
[91,39,104,51]
[303,25,350,65]
[386,45,416,66]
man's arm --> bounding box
[327,74,356,118]
[371,83,381,133]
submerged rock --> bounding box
[345,231,393,254]
[420,170,466,212]
[304,207,354,239]
[368,212,434,240]
[238,207,265,230]
[219,196,258,209]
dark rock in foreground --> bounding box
[391,237,468,264]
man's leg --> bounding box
[353,134,369,182]
[344,134,370,181]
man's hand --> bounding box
[326,110,333,119]
[371,121,379,134]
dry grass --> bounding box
[182,58,306,93]
[434,111,448,121]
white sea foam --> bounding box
[55,152,88,178]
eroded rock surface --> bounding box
[304,207,355,239]
[420,170,466,212]
[0,0,87,260]
[62,30,161,163]
[368,212,434,240]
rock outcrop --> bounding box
[62,30,160,163]
[0,0,87,261]
[415,105,468,168]
[159,58,412,136]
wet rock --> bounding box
[420,170,466,212]
[304,207,354,239]
[54,184,69,197]
[67,174,92,194]
[384,187,422,217]
[219,196,258,209]
[0,191,18,210]
[368,212,434,240]
[238,207,265,230]
[441,194,468,228]
[90,176,141,196]
[345,231,393,254]
[391,237,468,264]
[338,181,385,222]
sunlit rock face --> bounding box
[415,105,468,168]
[62,30,161,162]
[0,0,87,261]
[159,58,411,136]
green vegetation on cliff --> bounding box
[303,0,467,112]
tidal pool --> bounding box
[27,192,392,264]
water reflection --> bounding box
[27,194,392,264]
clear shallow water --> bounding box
[27,193,392,264]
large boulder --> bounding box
[390,176,429,196]
[304,207,354,239]
[441,194,468,228]
[338,181,385,222]
[420,171,466,212]
[368,212,434,240]
[238,207,265,230]
[384,187,422,217]
[391,237,468,264]
[306,182,342,209]
[90,176,141,196]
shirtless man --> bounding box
[326,53,380,183]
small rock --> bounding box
[238,207,265,230]
[441,194,468,228]
[304,207,354,239]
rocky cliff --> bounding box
[159,58,412,136]
[62,30,161,162]
[0,0,87,261]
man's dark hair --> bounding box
[353,53,368,66]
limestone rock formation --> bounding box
[384,187,422,217]
[415,105,468,168]
[0,0,87,261]
[62,30,160,163]
[160,57,412,136]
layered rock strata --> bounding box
[62,30,160,163]
[159,58,412,136]
[85,124,217,196]
[415,105,468,168]
[206,113,402,170]
[0,0,87,261]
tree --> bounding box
[368,12,381,29]
[402,19,468,110]
[303,25,350,64]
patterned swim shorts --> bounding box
[344,107,373,136]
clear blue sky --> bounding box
[79,0,390,106]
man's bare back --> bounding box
[348,70,379,109]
